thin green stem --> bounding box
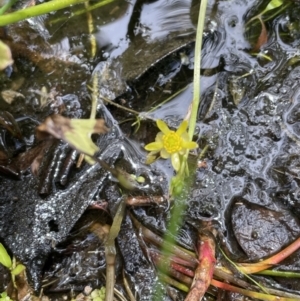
[255,270,300,278]
[0,0,114,26]
[188,0,208,140]
[199,144,209,159]
[0,0,18,16]
[170,0,208,195]
[219,247,269,294]
[148,85,189,114]
[168,0,211,196]
[100,96,140,115]
[48,0,116,25]
[159,273,189,293]
[90,74,98,119]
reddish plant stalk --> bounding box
[149,249,194,285]
[148,249,196,274]
[253,16,268,51]
[211,279,300,301]
[239,237,300,274]
[131,215,198,267]
[184,233,216,301]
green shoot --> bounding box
[0,292,13,301]
[0,243,26,289]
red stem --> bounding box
[184,233,216,301]
[211,279,300,301]
[239,237,300,274]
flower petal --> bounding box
[157,119,170,134]
[148,150,160,156]
[160,148,171,159]
[145,141,163,151]
[181,132,189,141]
[176,120,188,135]
[182,140,198,150]
[145,154,158,164]
[171,153,181,172]
[155,132,164,142]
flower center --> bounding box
[162,131,182,154]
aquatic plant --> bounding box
[145,119,198,172]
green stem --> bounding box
[159,273,189,293]
[0,0,18,16]
[188,0,208,140]
[0,0,113,26]
[49,0,115,25]
[101,96,140,115]
[255,270,300,278]
[219,247,269,294]
[148,85,189,114]
[170,0,208,195]
[105,199,126,301]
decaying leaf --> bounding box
[36,114,109,164]
[0,111,23,139]
[13,265,33,301]
[0,40,13,70]
[1,90,24,104]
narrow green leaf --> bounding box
[0,243,12,269]
[261,0,283,15]
[11,263,25,275]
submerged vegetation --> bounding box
[1,0,300,300]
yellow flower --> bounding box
[145,119,198,171]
